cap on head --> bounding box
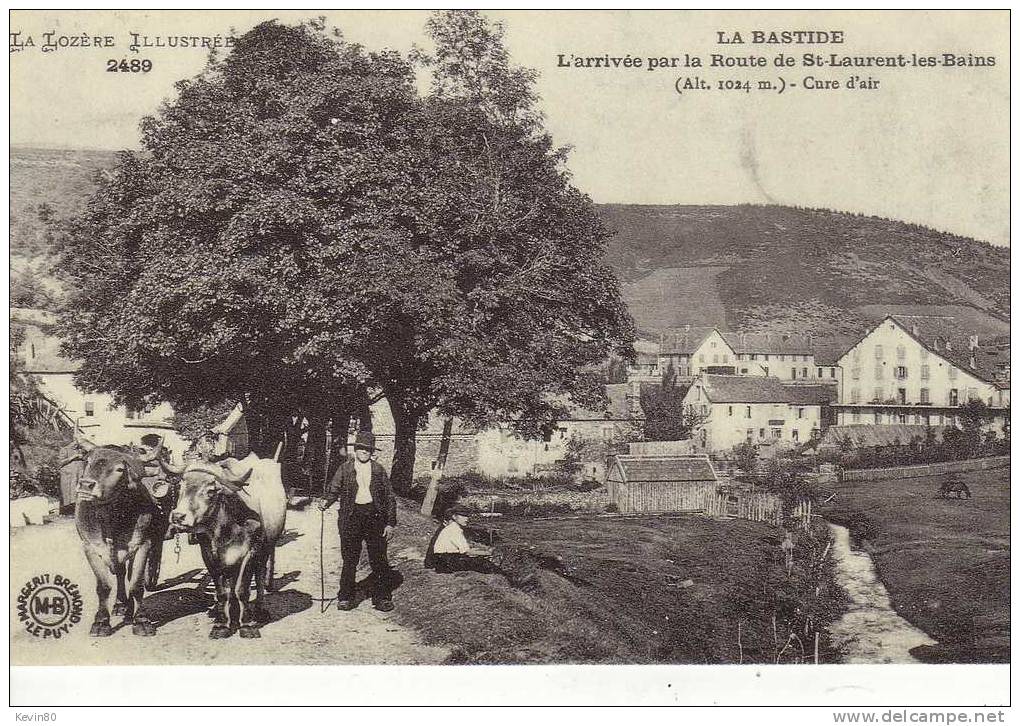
[352,430,378,452]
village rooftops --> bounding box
[659,325,814,356]
[702,374,795,403]
[609,454,717,484]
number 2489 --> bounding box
[106,59,152,73]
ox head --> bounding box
[170,461,253,531]
[73,439,171,504]
[75,446,158,503]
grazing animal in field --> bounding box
[938,479,972,499]
[67,440,170,637]
[167,456,286,638]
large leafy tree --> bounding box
[58,14,634,493]
[57,20,414,471]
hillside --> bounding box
[9,148,1010,345]
[601,204,1010,340]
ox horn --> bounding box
[154,457,186,476]
[217,463,253,492]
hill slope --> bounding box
[9,148,1010,343]
[601,204,1009,339]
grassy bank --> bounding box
[818,464,1010,663]
[391,499,846,664]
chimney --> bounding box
[933,338,940,351]
[684,324,691,334]
[911,324,918,336]
[969,334,979,350]
[945,339,952,352]
[969,355,977,370]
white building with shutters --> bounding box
[833,315,1010,431]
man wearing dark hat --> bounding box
[318,431,397,612]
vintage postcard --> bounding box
[8,9,1010,708]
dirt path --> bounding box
[10,507,449,665]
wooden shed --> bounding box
[606,455,718,514]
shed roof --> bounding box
[784,383,839,405]
[612,455,717,483]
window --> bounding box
[559,427,567,440]
[771,428,782,439]
[852,411,860,423]
[740,368,748,374]
[710,341,717,349]
[851,367,860,380]
[875,365,884,380]
[84,401,95,417]
[921,348,929,359]
[29,343,35,359]
[764,355,769,362]
[802,367,808,378]
[798,408,805,419]
[746,429,754,442]
[949,389,959,406]
[896,345,906,360]
[602,426,614,442]
[873,387,883,402]
[948,366,957,381]
[125,406,136,420]
[874,412,882,424]
[897,388,906,404]
[749,354,757,361]
[712,354,719,364]
[830,368,836,378]
[791,368,797,379]
[875,345,884,360]
[920,365,930,380]
[722,355,729,363]
[698,354,705,363]
[759,428,765,439]
[898,414,907,424]
[920,388,929,404]
[746,406,751,418]
[763,366,769,375]
[895,366,907,379]
[817,368,823,378]
[914,415,921,424]
[967,387,978,402]
[728,406,733,417]
[792,430,799,442]
[780,355,786,362]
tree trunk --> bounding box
[388,401,421,497]
[327,411,351,487]
[303,410,328,491]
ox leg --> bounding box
[112,560,129,617]
[264,548,277,593]
[249,546,272,625]
[240,550,264,638]
[199,538,224,619]
[146,537,164,591]
[83,547,116,637]
[128,543,156,636]
[209,571,232,639]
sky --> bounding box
[9,10,1010,246]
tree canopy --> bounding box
[57,13,634,490]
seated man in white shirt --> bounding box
[424,507,498,574]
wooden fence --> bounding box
[610,480,784,526]
[840,455,1010,482]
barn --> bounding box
[606,455,718,514]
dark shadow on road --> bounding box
[272,570,301,590]
[277,529,304,547]
[150,568,204,591]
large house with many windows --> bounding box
[656,326,840,384]
[832,314,1010,432]
[682,374,836,454]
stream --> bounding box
[827,523,937,663]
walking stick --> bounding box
[316,439,335,613]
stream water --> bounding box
[827,523,937,663]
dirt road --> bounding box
[10,506,449,665]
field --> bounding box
[396,509,846,664]
[819,464,1010,663]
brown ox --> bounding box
[67,441,171,637]
[169,462,270,639]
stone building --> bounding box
[682,373,834,454]
[832,315,1010,431]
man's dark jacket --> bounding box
[323,458,397,527]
